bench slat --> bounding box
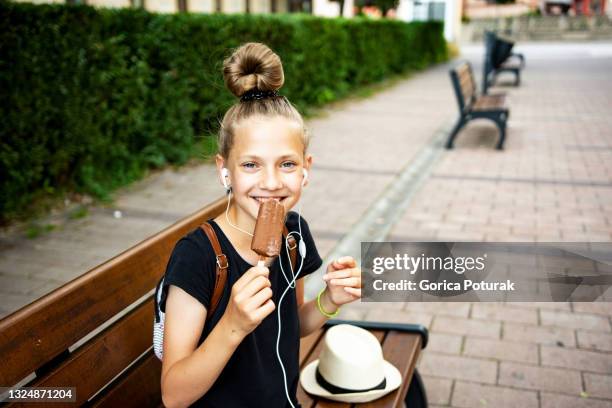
[359,332,422,408]
[300,329,325,366]
[90,349,162,408]
[457,63,475,105]
[298,328,325,408]
[451,62,477,114]
[459,74,473,96]
[314,398,351,407]
[0,197,226,387]
[6,297,155,406]
[500,60,522,69]
[474,94,507,111]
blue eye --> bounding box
[281,162,297,169]
[242,162,256,169]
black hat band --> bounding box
[315,366,386,395]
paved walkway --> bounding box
[1,42,611,407]
[360,42,612,408]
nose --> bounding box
[259,167,283,191]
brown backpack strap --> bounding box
[283,226,298,271]
[284,226,302,306]
[200,222,228,324]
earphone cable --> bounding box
[225,189,254,237]
[276,236,304,408]
[276,211,305,408]
[281,231,301,288]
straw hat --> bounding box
[300,324,401,403]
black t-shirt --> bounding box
[160,211,323,408]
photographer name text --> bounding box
[372,279,516,292]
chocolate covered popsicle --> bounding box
[251,199,286,266]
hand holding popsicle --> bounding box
[223,264,275,340]
[221,200,285,339]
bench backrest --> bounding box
[483,30,516,94]
[450,62,477,114]
[485,30,515,70]
[483,30,496,93]
[0,197,226,406]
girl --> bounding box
[160,42,362,408]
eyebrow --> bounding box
[239,154,300,161]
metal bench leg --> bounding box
[404,368,428,408]
[483,72,492,95]
[494,118,506,150]
[486,74,494,91]
[446,117,465,149]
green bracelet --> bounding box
[317,287,340,318]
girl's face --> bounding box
[216,115,312,225]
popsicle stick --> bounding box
[257,256,266,267]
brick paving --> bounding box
[377,43,612,407]
[1,42,611,407]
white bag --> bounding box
[153,276,166,360]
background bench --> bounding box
[0,198,428,407]
[448,62,509,150]
[483,30,524,94]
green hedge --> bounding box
[0,1,447,223]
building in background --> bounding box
[464,0,610,17]
[12,0,459,39]
[562,0,608,15]
[397,0,463,42]
[14,0,309,13]
[313,0,354,17]
[537,0,608,15]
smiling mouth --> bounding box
[251,196,287,204]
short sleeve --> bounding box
[160,234,215,313]
[286,212,323,278]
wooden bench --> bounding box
[0,198,428,407]
[0,197,226,407]
[298,320,428,408]
[483,30,524,94]
[447,62,509,150]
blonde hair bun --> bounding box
[222,42,285,98]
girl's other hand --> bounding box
[322,256,362,306]
[222,265,275,340]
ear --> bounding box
[215,154,228,188]
[303,155,313,188]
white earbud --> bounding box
[301,169,308,187]
[298,239,306,259]
[221,168,230,190]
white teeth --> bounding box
[253,197,283,203]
